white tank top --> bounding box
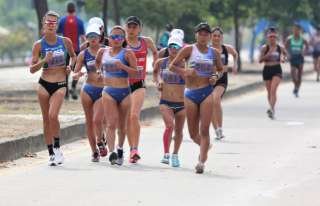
[188,44,216,77]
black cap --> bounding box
[195,22,211,33]
[126,16,141,26]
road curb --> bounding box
[0,69,314,163]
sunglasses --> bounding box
[110,34,125,41]
[45,20,57,26]
[168,44,182,50]
[87,33,100,39]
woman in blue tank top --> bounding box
[153,36,186,167]
[73,23,107,162]
[95,26,138,165]
[169,22,223,174]
[29,11,76,166]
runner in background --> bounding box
[310,25,320,82]
[73,24,107,162]
[285,23,309,98]
[125,16,158,163]
[211,27,238,140]
[259,27,287,120]
[57,2,85,100]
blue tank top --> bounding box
[102,47,129,78]
[84,48,99,73]
[188,44,215,77]
[160,58,185,85]
[40,36,67,69]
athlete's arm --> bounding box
[64,37,77,71]
[95,48,104,74]
[158,48,167,58]
[73,51,85,80]
[120,49,138,75]
[153,58,163,84]
[259,45,269,63]
[30,41,50,74]
[213,48,223,73]
[226,44,238,74]
[80,41,89,51]
[280,46,288,63]
[144,37,158,67]
[169,46,192,77]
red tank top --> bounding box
[127,37,148,84]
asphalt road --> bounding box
[0,74,319,206]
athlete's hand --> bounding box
[185,69,196,77]
[44,51,53,63]
[114,60,124,70]
[96,70,103,80]
[72,72,84,80]
[209,75,218,85]
[66,65,72,75]
[157,82,163,91]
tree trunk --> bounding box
[233,1,242,72]
[33,0,48,38]
[102,0,108,32]
[113,0,120,25]
[155,26,160,46]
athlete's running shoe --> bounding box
[195,162,205,174]
[129,149,141,164]
[171,154,180,167]
[161,153,170,164]
[69,88,78,100]
[267,109,274,120]
[116,148,124,166]
[293,88,299,98]
[91,151,100,162]
[48,155,56,166]
[53,148,64,165]
[98,142,108,157]
[215,128,225,140]
[109,152,118,165]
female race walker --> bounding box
[96,26,137,165]
[73,24,107,162]
[170,23,223,174]
[211,27,238,140]
[153,36,185,167]
[259,28,287,119]
[30,11,76,166]
[125,16,158,163]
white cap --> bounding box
[86,23,101,36]
[170,29,184,40]
[168,36,183,47]
[88,17,104,28]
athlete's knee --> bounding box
[93,115,103,127]
[200,126,210,138]
[107,118,118,131]
[129,113,140,122]
[48,112,59,123]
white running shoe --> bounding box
[48,155,56,166]
[53,148,64,165]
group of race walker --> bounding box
[30,10,319,174]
